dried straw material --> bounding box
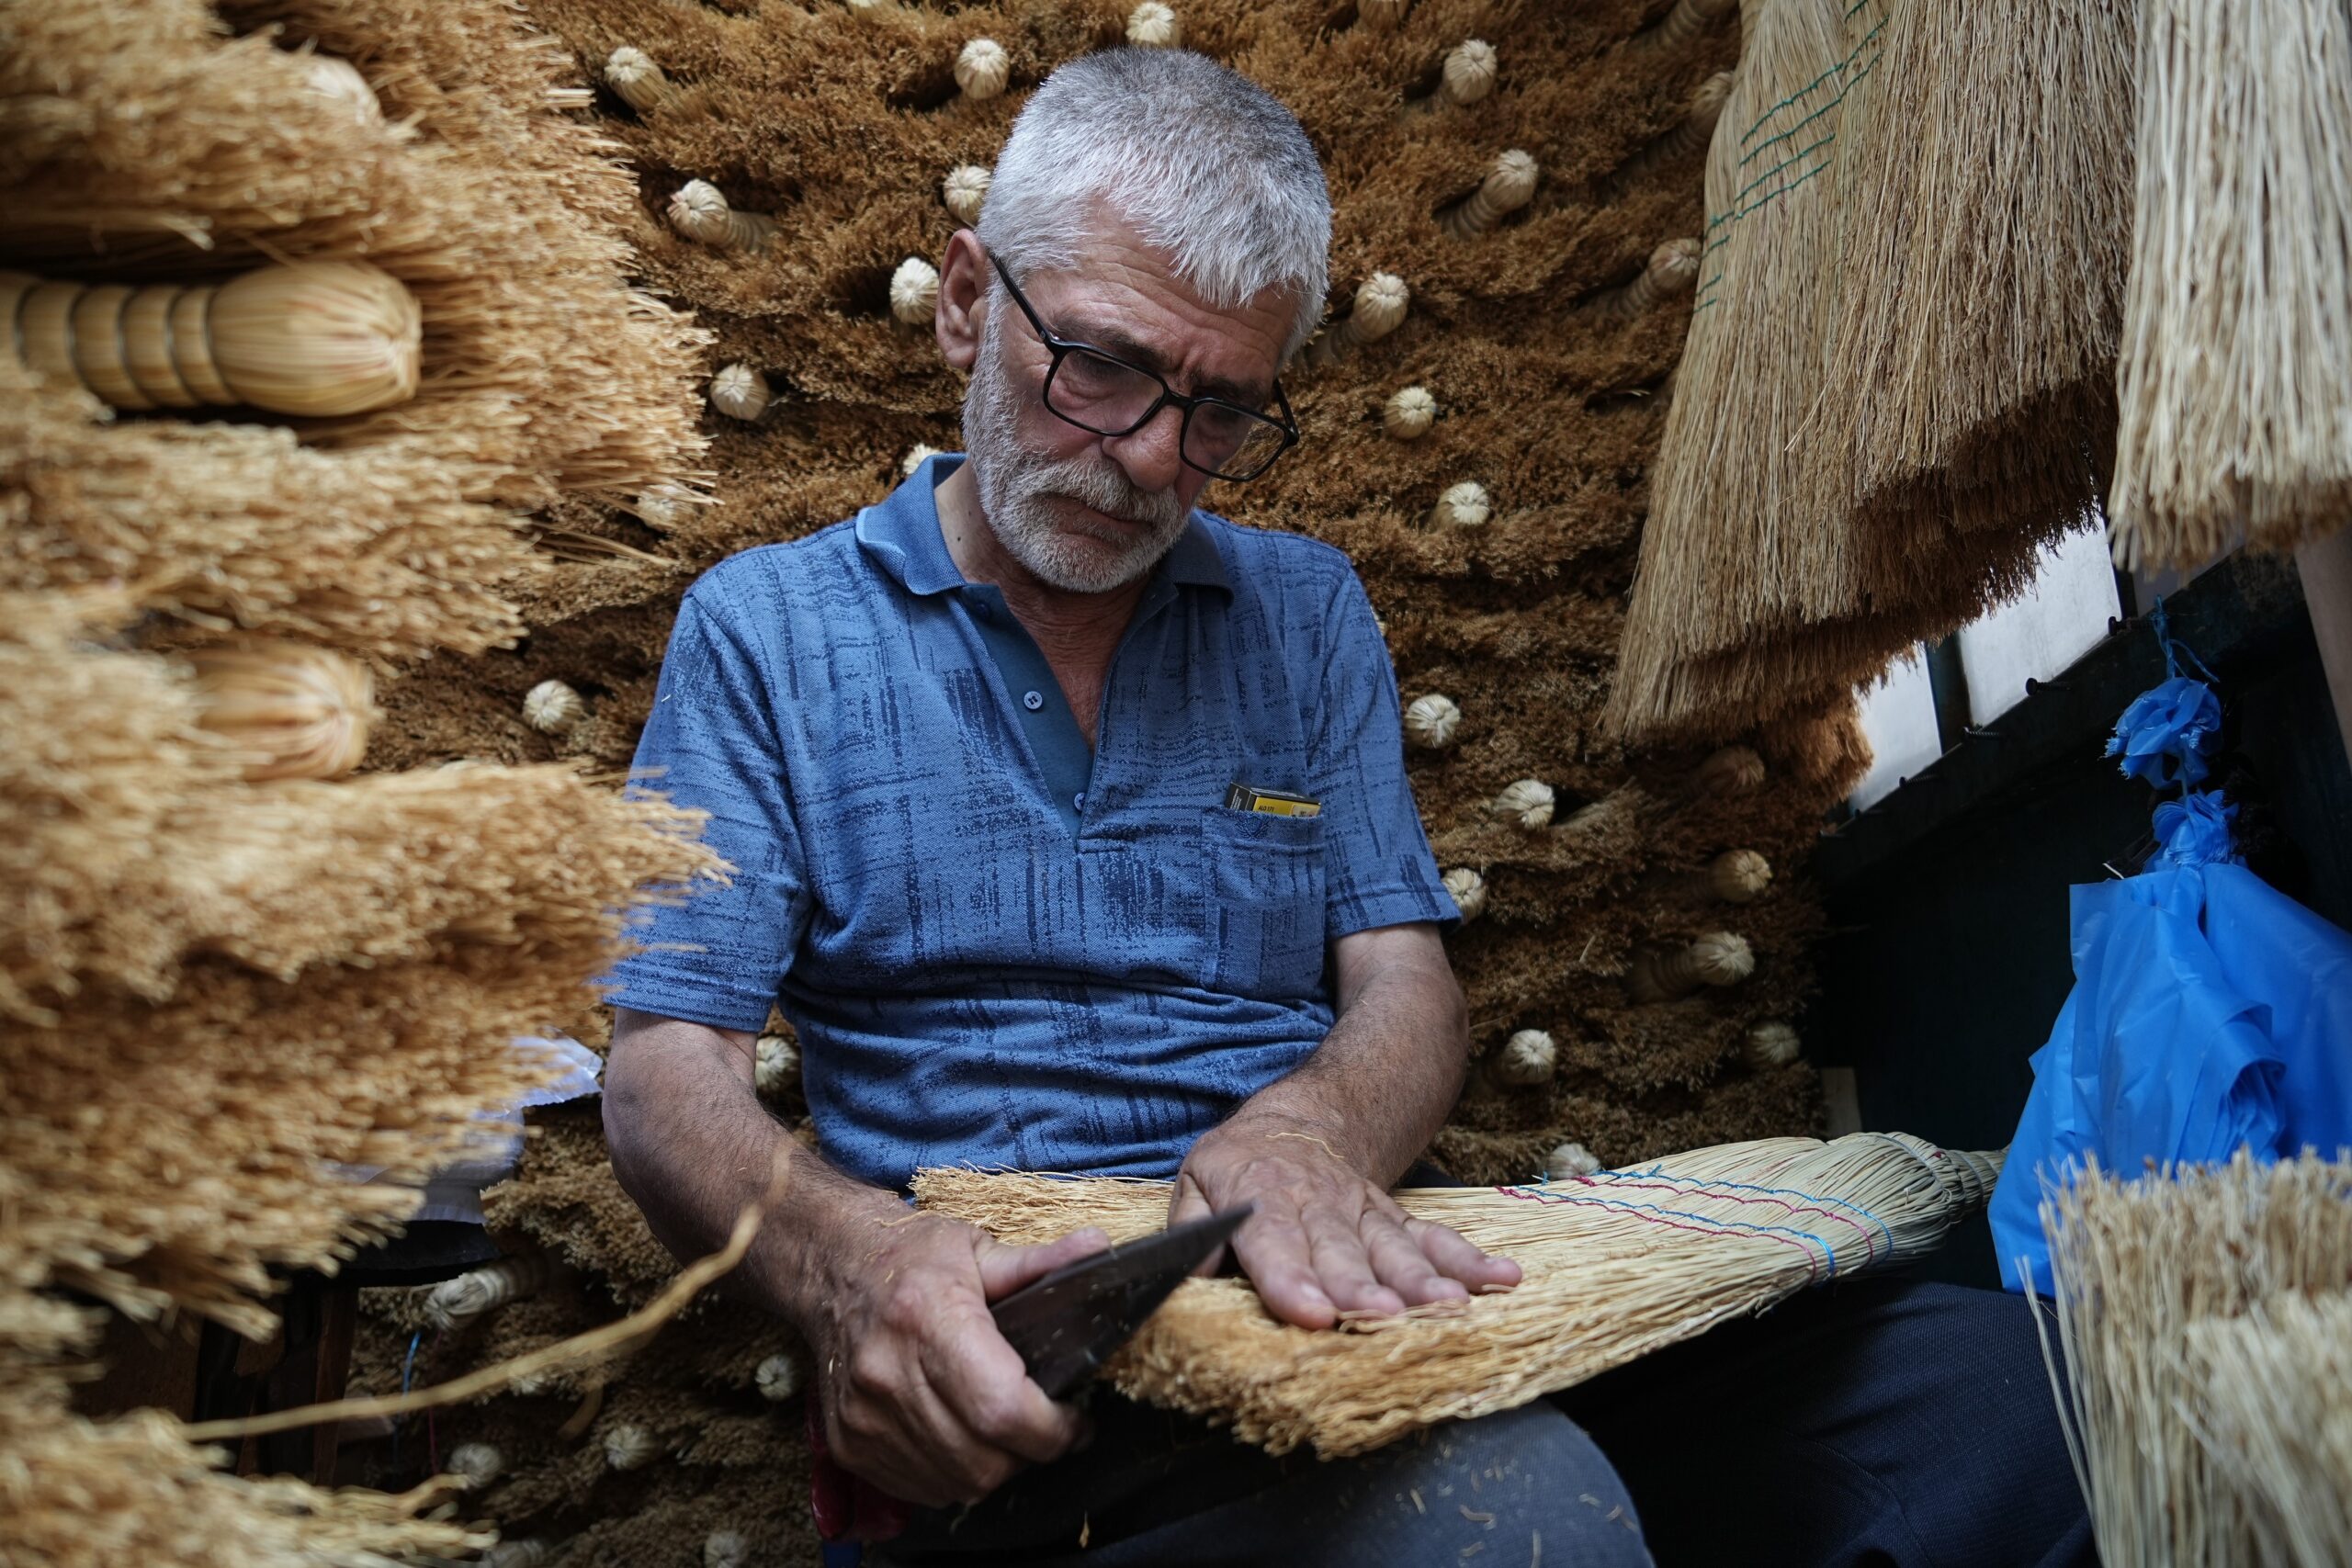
[1696,745,1768,795]
[1429,479,1491,526]
[6,752,718,1014]
[1494,1028,1557,1086]
[2,366,535,662]
[604,1422,661,1471]
[955,38,1010,102]
[185,641,378,782]
[2174,1294,2352,1567]
[1611,73,1734,191]
[0,0,707,511]
[1746,1020,1802,1066]
[1440,39,1497,107]
[1577,237,1702,324]
[1125,2,1180,47]
[668,180,775,253]
[1633,0,1738,54]
[300,52,382,125]
[1402,692,1462,749]
[709,363,771,421]
[605,45,680,112]
[1629,931,1754,1000]
[1441,149,1538,240]
[1708,847,1772,902]
[2036,1154,2352,1568]
[0,1384,488,1568]
[918,1133,2001,1456]
[1544,1141,1602,1180]
[447,1440,507,1489]
[889,256,941,325]
[428,1254,557,1332]
[942,164,991,225]
[1383,384,1435,439]
[1490,778,1555,828]
[753,1031,798,1098]
[1359,0,1410,32]
[524,678,589,734]
[1305,272,1409,365]
[5,261,423,417]
[754,1353,800,1403]
[2109,0,2352,568]
[1607,0,1868,742]
[1441,866,1487,921]
[1821,0,2133,572]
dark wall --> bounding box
[1806,554,2352,1289]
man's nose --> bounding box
[1105,400,1187,494]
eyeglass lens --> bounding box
[1046,347,1289,479]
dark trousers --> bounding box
[876,1279,2096,1568]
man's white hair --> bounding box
[976,48,1331,358]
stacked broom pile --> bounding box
[0,1,712,1562]
[314,0,1876,1558]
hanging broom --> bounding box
[2109,0,2352,570]
[3,260,423,417]
[1606,0,1877,746]
[919,1131,2000,1457]
[2035,1154,2352,1567]
[1820,0,2134,600]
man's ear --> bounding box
[935,229,989,371]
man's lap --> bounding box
[877,1278,2093,1568]
[1560,1277,2096,1568]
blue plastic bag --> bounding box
[1991,727,2352,1294]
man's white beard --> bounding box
[960,299,1191,594]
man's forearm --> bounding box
[603,1008,903,1331]
[1221,928,1469,1184]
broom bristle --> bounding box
[2109,0,2352,569]
[2039,1154,2352,1566]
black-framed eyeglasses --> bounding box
[986,250,1299,482]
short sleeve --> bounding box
[604,588,811,1031]
[1302,567,1457,939]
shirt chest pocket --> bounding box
[1198,807,1329,999]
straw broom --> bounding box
[2,364,537,662]
[1821,0,2133,585]
[2035,1154,2352,1568]
[1606,0,1877,746]
[919,1132,1999,1457]
[2109,0,2352,570]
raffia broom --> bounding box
[2035,1154,2352,1568]
[920,1132,1999,1457]
[2109,0,2352,569]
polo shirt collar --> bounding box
[855,452,1232,598]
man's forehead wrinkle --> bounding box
[1028,235,1284,401]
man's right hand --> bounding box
[807,1210,1112,1508]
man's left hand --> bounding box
[1168,1113,1521,1329]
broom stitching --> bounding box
[1497,1185,1839,1281]
[1737,17,1885,149]
[1741,39,1881,168]
[1551,1167,1895,1257]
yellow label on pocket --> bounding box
[1224,784,1322,818]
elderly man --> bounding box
[604,48,2089,1568]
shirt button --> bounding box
[1023,690,1045,711]
[1074,793,1087,812]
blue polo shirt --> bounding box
[609,454,1453,1188]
